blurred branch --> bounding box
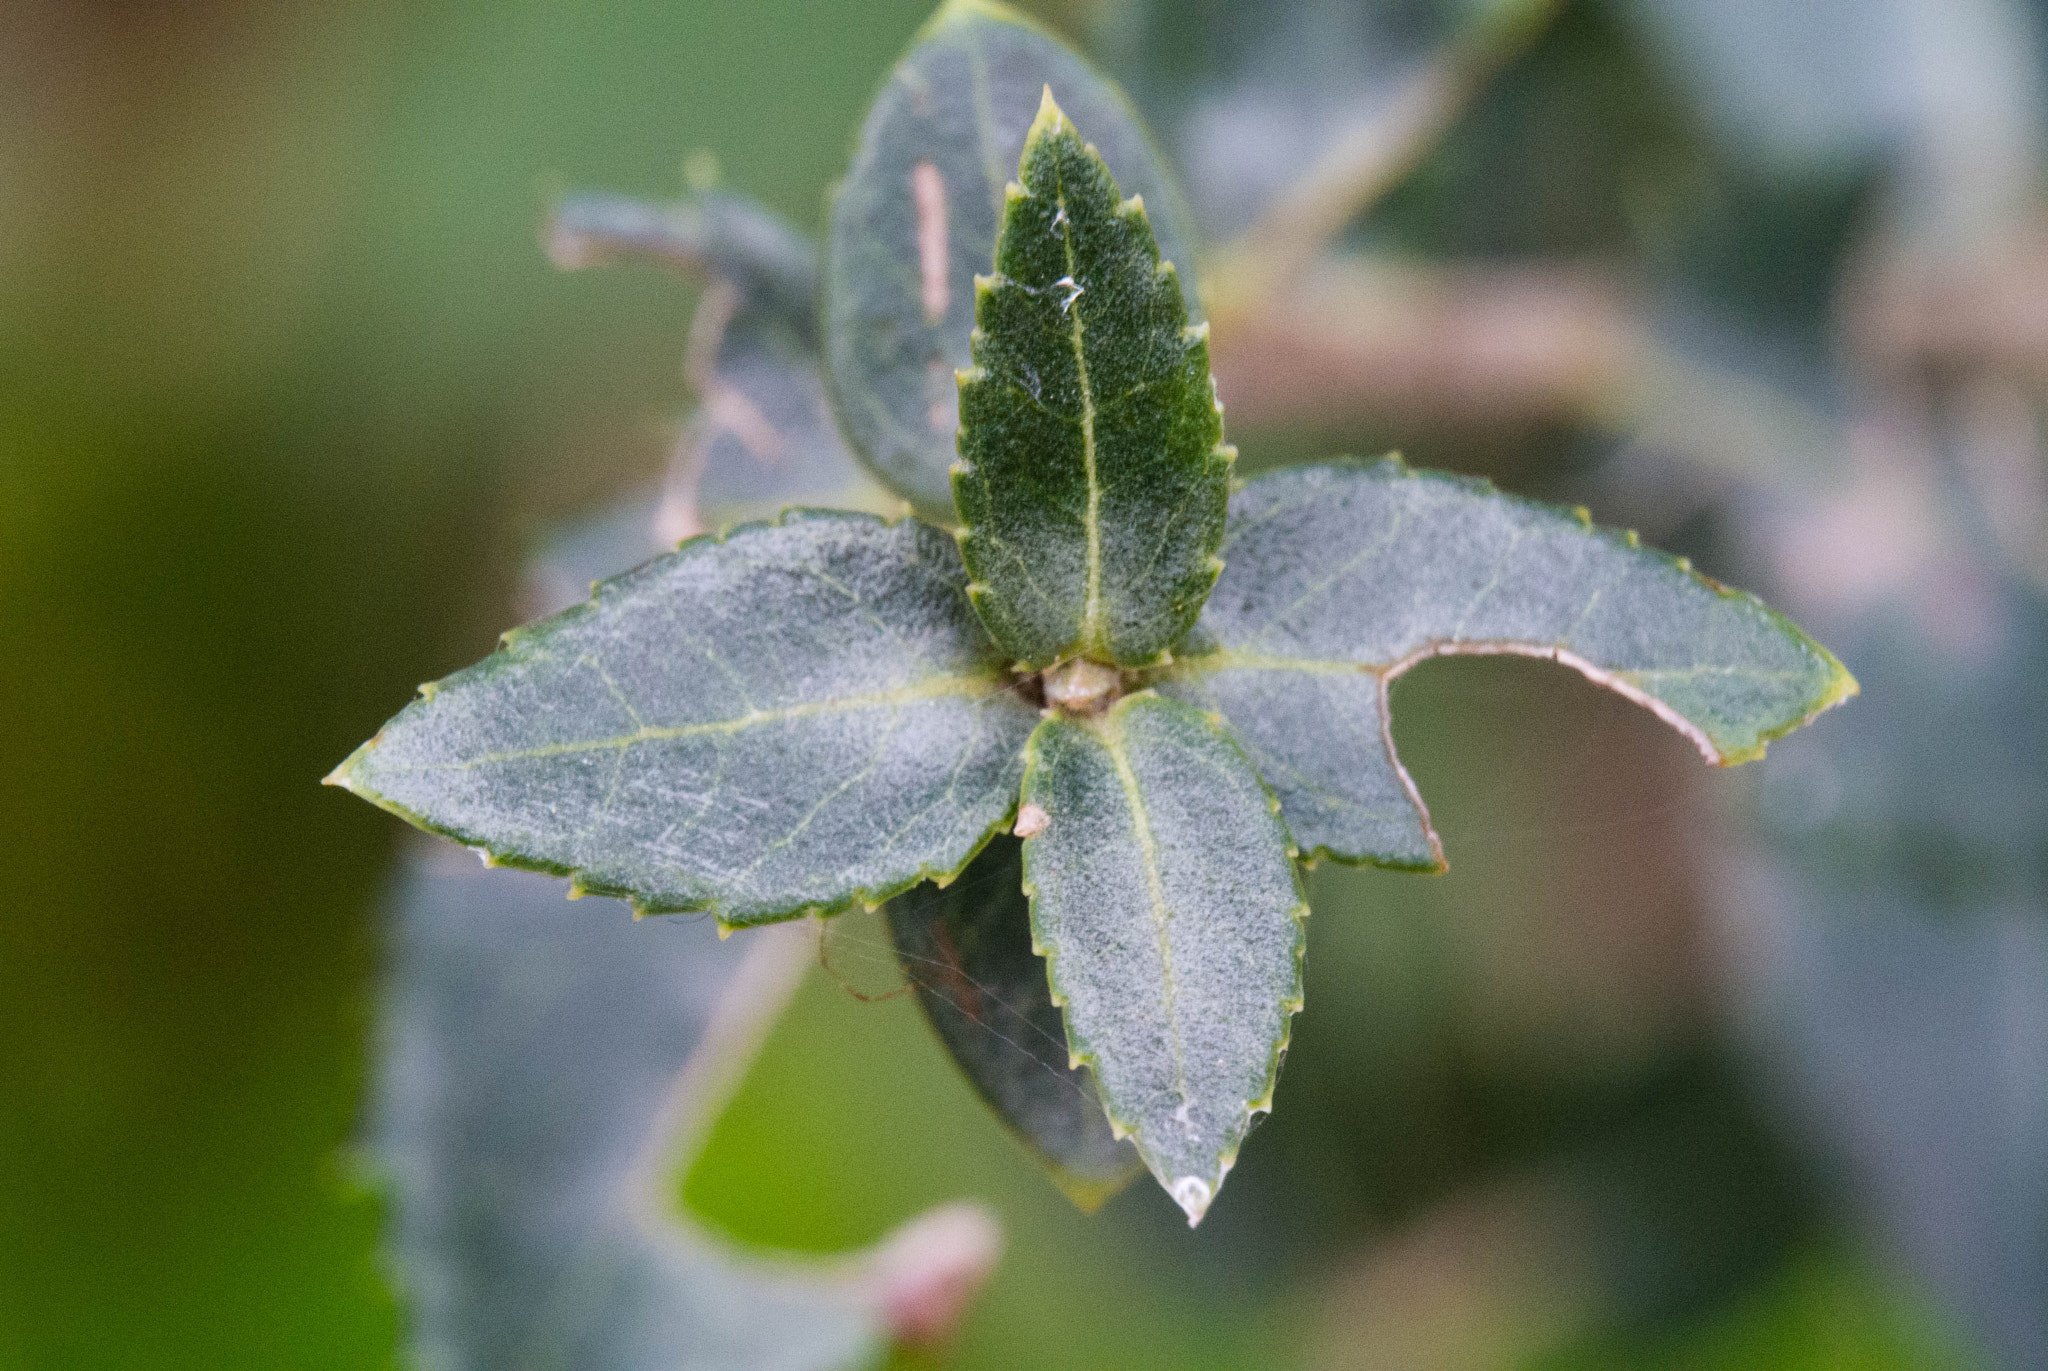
[1950,377,2048,595]
[1209,255,1842,490]
[1211,256,1635,432]
[1210,0,1566,310]
[1841,211,2048,390]
[1832,211,2048,600]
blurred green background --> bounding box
[4,1,2040,1366]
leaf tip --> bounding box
[1168,1176,1213,1225]
[1028,85,1069,144]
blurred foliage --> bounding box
[0,2,929,1364]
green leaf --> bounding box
[824,0,1205,521]
[328,511,1039,926]
[1157,459,1858,868]
[1019,692,1306,1223]
[955,92,1231,669]
[885,833,1143,1209]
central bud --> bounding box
[1042,658,1122,715]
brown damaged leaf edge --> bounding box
[1366,632,1856,873]
[1159,455,1859,874]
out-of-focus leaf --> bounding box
[684,285,883,523]
[884,833,1142,1209]
[1104,0,1576,242]
[549,186,881,530]
[1722,565,2048,1368]
[328,513,1037,926]
[1157,459,1855,869]
[824,0,1203,520]
[522,494,684,625]
[1620,0,2045,220]
[1019,693,1306,1223]
[376,850,1000,1371]
[955,93,1229,670]
[1101,0,1454,236]
[550,188,819,332]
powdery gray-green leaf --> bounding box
[954,92,1230,669]
[379,850,998,1371]
[1020,692,1306,1223]
[885,834,1143,1209]
[329,512,1038,927]
[824,0,1204,520]
[1157,459,1858,869]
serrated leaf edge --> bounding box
[324,506,1026,930]
[1016,690,1308,1224]
[953,91,1230,670]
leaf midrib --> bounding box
[1098,708,1191,1122]
[365,675,1005,773]
[1050,158,1106,659]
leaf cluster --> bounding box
[332,0,1852,1222]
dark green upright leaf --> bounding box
[1020,692,1306,1223]
[955,93,1231,669]
[328,512,1037,926]
[886,835,1143,1209]
[1158,459,1857,868]
[825,0,1204,520]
